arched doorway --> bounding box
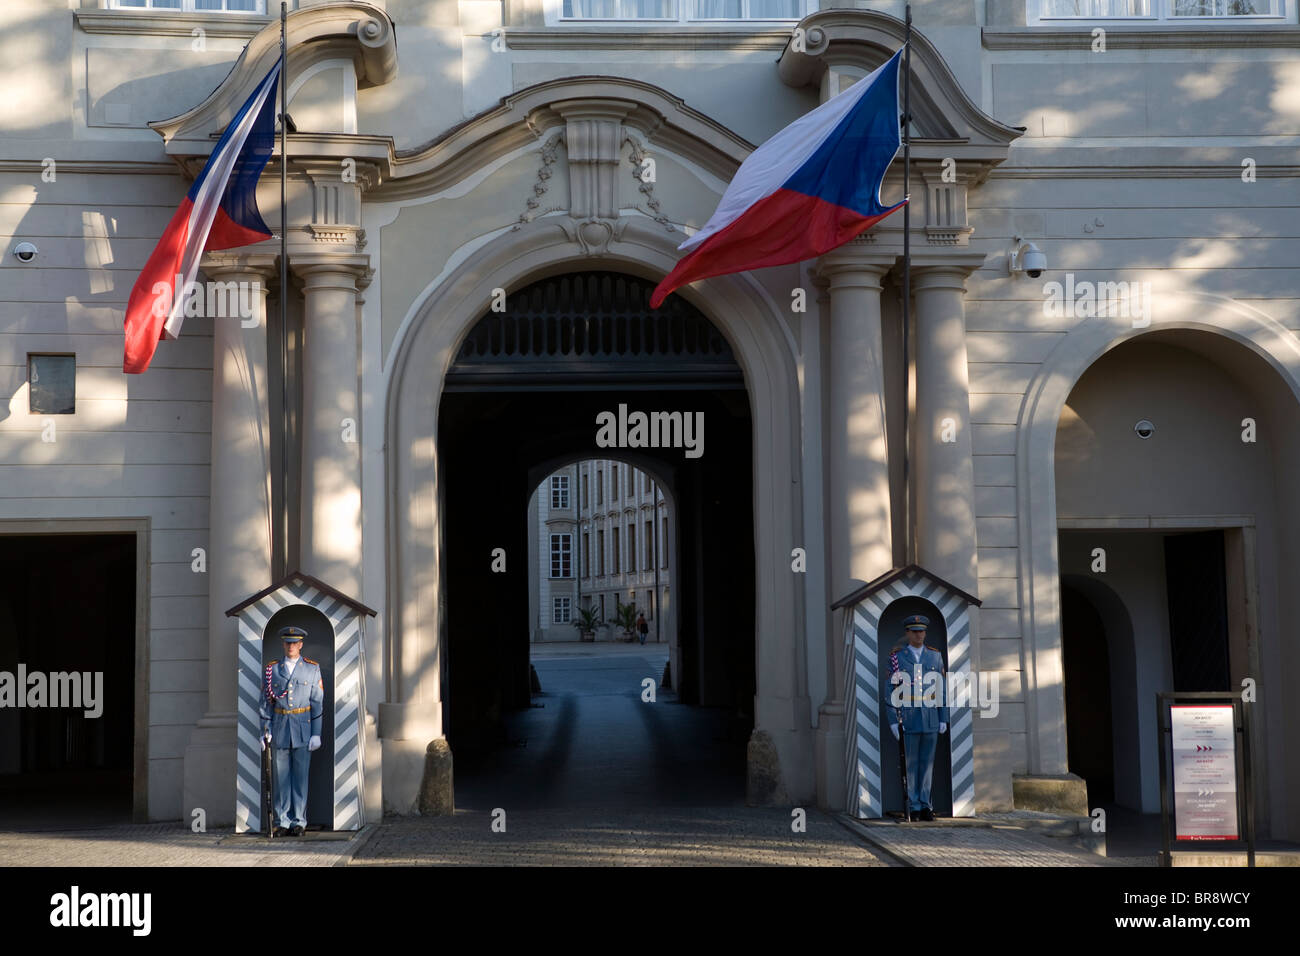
[436,272,756,806]
[1049,328,1300,843]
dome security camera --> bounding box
[1009,236,1046,279]
[1134,420,1155,439]
[14,241,37,263]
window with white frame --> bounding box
[553,596,572,624]
[557,0,808,21]
[550,533,572,578]
[111,0,268,12]
[1030,0,1285,20]
[551,475,570,510]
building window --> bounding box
[550,533,572,578]
[597,530,605,575]
[662,517,669,569]
[551,475,570,509]
[112,0,269,12]
[612,465,619,501]
[1030,0,1283,20]
[627,523,636,573]
[553,596,571,624]
[581,474,589,509]
[612,527,621,574]
[558,0,806,20]
[645,520,653,568]
[597,469,603,505]
[28,354,76,415]
[599,594,606,620]
[583,533,590,577]
[627,468,634,497]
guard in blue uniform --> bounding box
[886,615,948,821]
[259,626,324,836]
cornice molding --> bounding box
[982,26,1300,50]
[75,9,271,39]
[500,27,792,50]
[777,10,1023,158]
[374,75,757,201]
[0,159,177,175]
[148,2,397,146]
[990,164,1300,179]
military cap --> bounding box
[278,625,308,642]
[902,614,930,631]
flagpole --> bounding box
[279,1,288,578]
[901,4,913,568]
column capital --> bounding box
[290,253,371,292]
[200,251,279,281]
[909,248,987,290]
[814,247,897,290]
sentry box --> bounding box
[833,564,982,820]
[226,572,377,833]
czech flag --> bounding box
[650,49,907,309]
[123,61,281,374]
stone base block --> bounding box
[183,716,237,827]
[419,737,454,815]
[1013,773,1089,816]
[747,728,791,806]
[973,731,1015,812]
[381,737,432,815]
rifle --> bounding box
[890,649,910,823]
[261,731,274,838]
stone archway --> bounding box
[1017,296,1300,838]
[379,218,808,813]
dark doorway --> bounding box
[437,273,756,806]
[1163,530,1231,692]
[0,533,136,828]
[1060,582,1115,804]
[876,596,953,818]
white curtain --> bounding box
[691,0,800,14]
[565,0,675,16]
[1039,0,1149,14]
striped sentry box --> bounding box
[226,573,377,833]
[835,565,981,820]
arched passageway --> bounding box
[437,273,756,808]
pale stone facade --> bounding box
[1,0,1298,841]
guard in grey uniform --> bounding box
[260,625,324,836]
[886,615,948,821]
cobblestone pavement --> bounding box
[0,823,362,867]
[841,818,1142,867]
[351,807,898,866]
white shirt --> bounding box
[283,657,299,676]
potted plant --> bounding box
[613,597,638,643]
[572,605,602,642]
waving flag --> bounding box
[650,49,907,308]
[123,61,281,374]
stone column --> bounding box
[292,254,368,596]
[911,259,983,594]
[820,248,897,595]
[183,253,277,825]
[814,245,897,809]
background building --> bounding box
[527,460,672,644]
